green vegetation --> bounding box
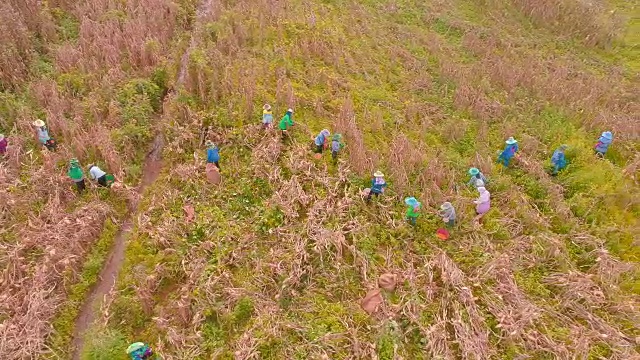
[1,0,638,359]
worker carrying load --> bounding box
[467,167,487,188]
[279,108,294,141]
[366,171,387,203]
[262,104,273,129]
[32,119,57,151]
[331,133,344,163]
[497,136,518,167]
[87,164,114,187]
[67,158,86,193]
[404,197,421,226]
[594,131,613,158]
[205,140,220,169]
[126,342,154,360]
[550,144,568,175]
[313,129,330,158]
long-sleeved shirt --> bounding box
[207,147,220,163]
[314,132,327,146]
[370,177,387,194]
[279,113,294,130]
[68,166,84,181]
[406,204,421,218]
[551,150,566,168]
[467,172,487,186]
[440,206,456,220]
[89,166,106,180]
[475,190,490,204]
[37,127,50,144]
[331,139,344,152]
[595,136,612,154]
[262,110,273,124]
[500,143,518,159]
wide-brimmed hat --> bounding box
[559,144,568,151]
[373,170,384,177]
[440,202,453,210]
[263,104,271,111]
[601,131,613,140]
[332,133,342,141]
[404,197,420,207]
[321,129,330,137]
[33,119,45,127]
[205,140,215,147]
[505,137,517,145]
[0,134,4,140]
[126,342,146,354]
[287,108,293,113]
[87,164,95,170]
[70,158,79,165]
[468,167,479,176]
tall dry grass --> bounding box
[455,30,640,142]
[505,0,624,48]
[0,3,33,89]
[333,98,376,176]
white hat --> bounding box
[33,119,45,127]
[287,108,293,113]
[263,104,271,110]
[374,170,384,177]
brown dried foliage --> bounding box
[0,203,112,359]
[333,98,375,176]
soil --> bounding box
[70,139,162,360]
[70,1,216,358]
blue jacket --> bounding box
[551,149,566,169]
[370,178,387,194]
[500,143,518,159]
[315,133,327,146]
[595,136,612,154]
[207,147,220,163]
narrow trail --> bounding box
[70,1,214,358]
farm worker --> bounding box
[67,158,86,193]
[88,164,110,187]
[205,140,220,169]
[474,187,491,216]
[279,108,294,139]
[439,202,456,228]
[331,133,344,162]
[366,171,387,202]
[594,131,613,157]
[33,119,53,147]
[126,342,154,360]
[313,129,330,155]
[262,104,273,129]
[404,197,421,226]
[497,137,519,167]
[0,134,7,156]
[550,144,568,175]
[467,167,487,188]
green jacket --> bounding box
[406,205,420,218]
[68,166,84,181]
[279,113,294,130]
